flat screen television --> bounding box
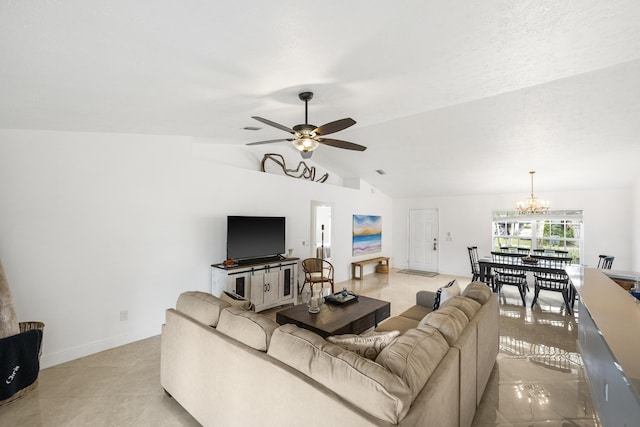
[226,216,286,263]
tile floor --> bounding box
[0,269,600,426]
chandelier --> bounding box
[516,171,549,214]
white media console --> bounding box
[211,257,299,312]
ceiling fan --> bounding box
[247,92,367,159]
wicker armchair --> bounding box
[300,258,335,295]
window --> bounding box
[492,210,584,263]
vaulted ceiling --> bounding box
[2,1,639,198]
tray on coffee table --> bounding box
[323,292,358,305]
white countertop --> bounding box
[567,266,640,397]
[603,269,640,285]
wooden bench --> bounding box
[351,257,390,280]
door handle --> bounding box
[433,238,437,251]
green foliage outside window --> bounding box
[492,211,583,264]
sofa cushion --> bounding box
[375,326,449,399]
[418,306,469,345]
[375,315,420,335]
[398,304,433,322]
[220,291,252,311]
[461,281,492,304]
[268,324,413,424]
[176,291,230,327]
[327,330,400,360]
[440,296,481,320]
[216,307,278,351]
[433,279,460,309]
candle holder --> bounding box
[306,290,323,313]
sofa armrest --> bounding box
[416,291,437,308]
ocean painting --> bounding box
[352,215,382,256]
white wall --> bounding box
[632,177,640,271]
[190,143,393,281]
[0,129,392,368]
[393,188,633,276]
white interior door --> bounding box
[408,209,439,272]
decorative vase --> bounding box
[307,290,323,313]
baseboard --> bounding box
[40,327,160,369]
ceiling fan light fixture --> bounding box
[293,137,319,152]
[247,91,365,154]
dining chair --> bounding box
[467,246,481,282]
[467,246,495,290]
[597,255,614,269]
[533,248,569,259]
[300,258,335,295]
[499,246,527,254]
[530,255,573,314]
[491,252,528,306]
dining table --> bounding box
[478,253,575,290]
[479,252,578,314]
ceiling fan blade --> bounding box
[246,138,294,146]
[316,138,367,151]
[314,118,356,136]
[252,116,296,134]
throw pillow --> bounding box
[221,291,252,310]
[327,330,400,360]
[433,279,461,310]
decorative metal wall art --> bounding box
[261,153,328,183]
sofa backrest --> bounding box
[461,281,493,304]
[176,291,230,327]
[472,292,499,405]
[216,307,279,351]
[375,325,449,399]
[430,285,498,426]
[440,295,481,320]
[268,323,415,424]
[417,306,469,345]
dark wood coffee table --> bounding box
[276,295,391,338]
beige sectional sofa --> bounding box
[375,285,499,427]
[160,282,499,427]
